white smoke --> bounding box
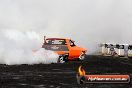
[0,30,58,65]
[0,0,132,54]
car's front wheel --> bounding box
[78,52,86,61]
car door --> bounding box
[68,40,81,59]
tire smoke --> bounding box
[0,30,58,65]
[0,0,132,54]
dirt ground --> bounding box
[0,55,132,88]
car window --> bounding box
[45,39,66,45]
[69,40,75,47]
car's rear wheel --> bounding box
[78,52,86,61]
[58,55,68,63]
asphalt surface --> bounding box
[0,55,132,88]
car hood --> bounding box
[74,46,87,52]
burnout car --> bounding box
[42,36,87,63]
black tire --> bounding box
[57,55,68,63]
[78,52,86,61]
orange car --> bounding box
[42,37,87,63]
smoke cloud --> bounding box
[0,30,58,65]
[0,0,132,55]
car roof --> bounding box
[46,38,70,40]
